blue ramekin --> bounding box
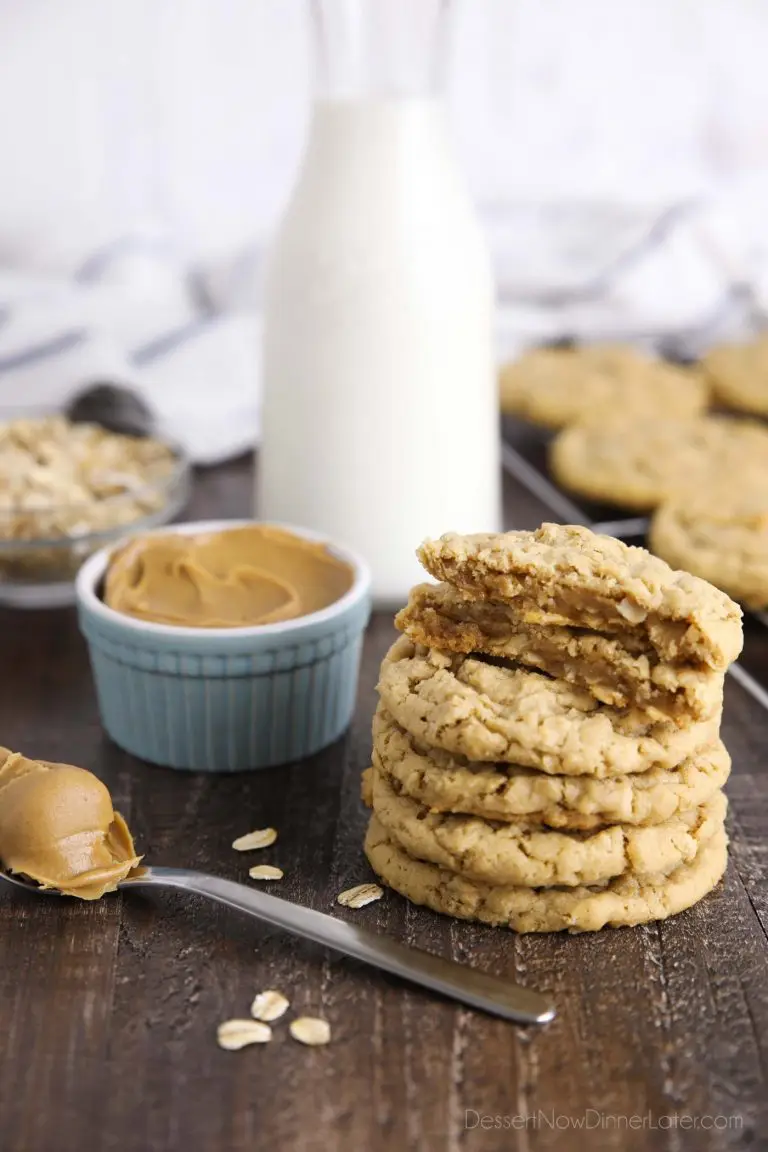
[75,519,371,771]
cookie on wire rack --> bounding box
[499,344,707,429]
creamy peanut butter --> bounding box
[0,748,141,899]
[104,524,355,627]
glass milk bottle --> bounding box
[258,0,500,604]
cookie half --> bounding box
[417,523,743,670]
[396,581,723,723]
[371,707,731,830]
[364,816,728,933]
[377,638,722,777]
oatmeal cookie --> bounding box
[377,638,722,777]
[370,708,731,830]
[549,415,768,512]
[499,345,706,429]
[702,335,768,418]
[650,493,768,610]
[396,581,723,722]
[366,765,725,888]
[364,817,728,932]
[417,524,743,670]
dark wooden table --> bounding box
[1,457,767,1152]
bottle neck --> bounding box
[310,0,452,100]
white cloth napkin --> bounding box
[0,223,261,464]
[488,181,768,362]
[1,183,767,464]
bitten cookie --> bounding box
[371,707,732,830]
[417,524,743,670]
[396,581,723,723]
[364,816,729,933]
[377,637,722,778]
[499,345,706,429]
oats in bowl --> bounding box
[0,416,189,606]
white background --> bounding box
[1,0,767,258]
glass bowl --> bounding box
[0,447,191,608]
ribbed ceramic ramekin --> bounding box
[75,519,371,771]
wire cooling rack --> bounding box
[501,417,768,711]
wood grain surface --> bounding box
[0,455,766,1152]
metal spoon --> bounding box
[66,383,155,437]
[0,866,554,1025]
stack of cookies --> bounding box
[363,524,743,933]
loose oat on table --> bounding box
[232,828,278,851]
[549,415,768,512]
[650,492,768,611]
[371,708,731,830]
[216,1019,272,1050]
[289,1017,331,1046]
[416,523,743,670]
[396,581,723,723]
[248,864,284,881]
[364,816,728,933]
[499,345,706,429]
[336,882,384,908]
[251,990,290,1023]
[366,763,726,888]
[377,637,722,778]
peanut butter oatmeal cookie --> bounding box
[650,493,768,610]
[377,638,722,777]
[396,581,723,723]
[549,415,768,512]
[417,524,742,670]
[366,764,725,888]
[364,816,728,933]
[702,335,768,417]
[499,345,706,429]
[370,708,731,830]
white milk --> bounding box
[258,97,500,604]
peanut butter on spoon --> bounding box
[104,524,355,628]
[0,749,141,899]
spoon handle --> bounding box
[128,866,554,1025]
